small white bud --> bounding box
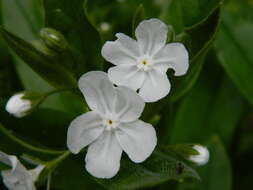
[100,22,111,32]
[189,145,210,165]
[5,93,32,118]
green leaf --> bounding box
[43,0,103,75]
[215,9,253,105]
[0,28,77,89]
[1,0,43,40]
[1,0,53,92]
[95,150,199,190]
[177,137,232,190]
[160,0,223,32]
[1,0,86,113]
[169,55,243,146]
[0,123,62,161]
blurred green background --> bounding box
[0,0,253,189]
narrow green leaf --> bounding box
[1,0,43,40]
[0,28,77,89]
[1,0,54,92]
[215,10,253,105]
[43,0,103,75]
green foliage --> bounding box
[169,54,243,145]
[43,0,103,75]
[96,150,199,190]
[0,28,77,88]
[0,0,253,189]
[169,7,221,102]
[215,4,253,105]
[49,150,199,190]
[159,0,223,32]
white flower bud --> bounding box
[5,93,32,118]
[100,22,111,32]
[189,145,210,165]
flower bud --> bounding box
[100,22,111,32]
[189,145,210,165]
[5,92,32,118]
[40,28,68,52]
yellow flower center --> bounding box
[142,59,148,65]
[107,119,113,125]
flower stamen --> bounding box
[107,119,113,125]
[137,57,152,71]
[104,119,118,130]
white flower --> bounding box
[67,71,157,178]
[189,145,210,166]
[0,151,44,190]
[102,18,189,102]
[5,93,32,118]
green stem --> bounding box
[0,123,65,155]
[35,88,77,109]
[45,151,71,172]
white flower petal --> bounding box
[113,86,145,122]
[29,165,44,182]
[85,131,122,178]
[0,151,26,173]
[2,170,35,190]
[108,64,145,91]
[135,19,168,55]
[116,120,157,163]
[153,43,189,76]
[139,70,171,102]
[67,111,104,154]
[102,33,140,65]
[0,151,36,190]
[78,71,116,115]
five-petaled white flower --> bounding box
[102,18,189,102]
[189,145,210,166]
[5,93,32,118]
[67,71,157,178]
[0,151,44,190]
